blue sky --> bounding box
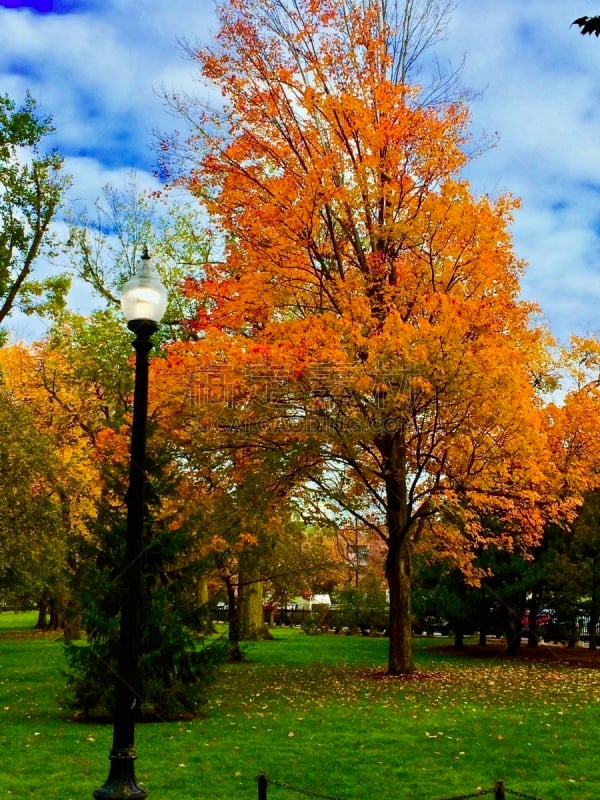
[1,0,600,345]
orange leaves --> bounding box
[545,396,600,501]
[94,426,130,467]
[189,7,477,329]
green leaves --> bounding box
[0,92,70,328]
[0,92,54,155]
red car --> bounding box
[521,609,553,629]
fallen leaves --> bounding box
[209,658,600,725]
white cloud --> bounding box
[0,1,216,168]
[434,0,600,343]
[64,157,160,211]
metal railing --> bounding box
[256,772,546,800]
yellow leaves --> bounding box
[235,532,259,550]
[545,384,600,500]
[561,334,600,391]
[210,535,229,553]
[409,374,433,397]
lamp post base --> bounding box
[93,748,148,799]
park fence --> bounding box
[255,772,546,800]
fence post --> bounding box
[494,780,505,800]
[258,771,268,800]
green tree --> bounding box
[570,491,600,649]
[64,442,225,720]
[0,93,70,336]
[67,174,212,340]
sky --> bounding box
[0,0,599,345]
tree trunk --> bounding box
[504,622,522,656]
[238,546,272,641]
[380,430,414,675]
[62,598,81,641]
[46,598,61,631]
[225,577,242,661]
[385,534,414,674]
[35,598,47,629]
[589,590,600,651]
[239,577,272,641]
[196,573,215,633]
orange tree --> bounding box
[408,334,600,652]
[546,336,600,499]
[161,0,558,674]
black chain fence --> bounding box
[256,773,546,800]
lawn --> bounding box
[1,613,600,800]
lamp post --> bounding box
[94,248,167,800]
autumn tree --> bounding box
[1,325,146,639]
[0,384,67,613]
[409,333,600,654]
[546,336,600,493]
[0,92,70,338]
[160,0,559,674]
[532,335,600,648]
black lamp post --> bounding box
[94,248,167,800]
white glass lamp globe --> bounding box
[121,248,168,325]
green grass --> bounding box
[1,614,600,799]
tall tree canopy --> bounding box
[161,0,560,674]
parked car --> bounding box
[521,609,553,633]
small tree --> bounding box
[64,430,226,721]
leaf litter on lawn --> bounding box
[209,655,600,723]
